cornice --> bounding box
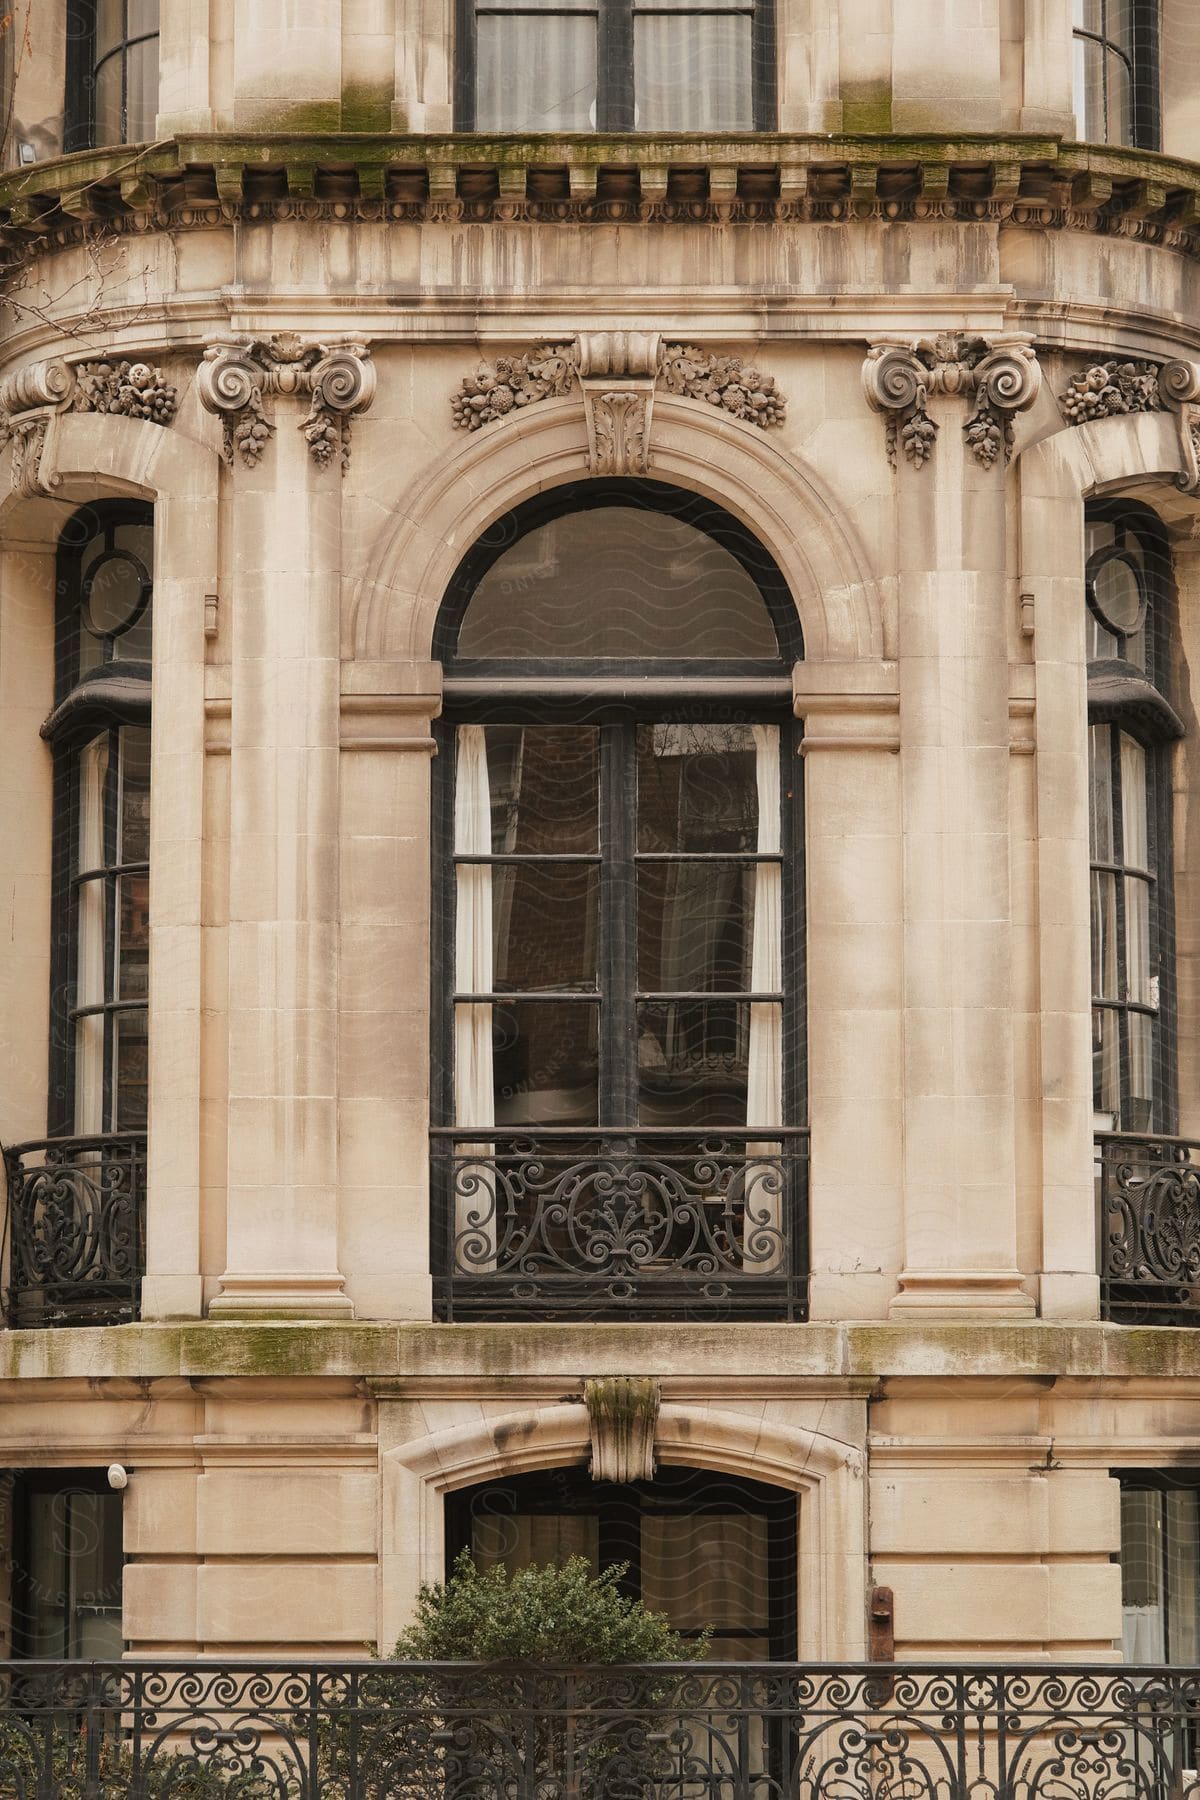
[3,132,1200,271]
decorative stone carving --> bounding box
[584,1377,660,1484]
[864,333,1040,469]
[198,335,376,471]
[575,331,661,477]
[71,359,179,425]
[589,391,651,476]
[1057,355,1200,494]
[5,415,55,499]
[450,345,577,431]
[658,343,787,428]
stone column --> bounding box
[864,338,1039,1318]
[205,354,356,1319]
[797,666,905,1321]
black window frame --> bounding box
[9,1468,125,1661]
[1072,0,1160,150]
[1086,500,1179,1138]
[64,0,161,153]
[447,1463,799,1659]
[453,0,777,132]
[48,501,153,1141]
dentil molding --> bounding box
[198,334,377,473]
[862,333,1041,470]
[0,354,179,498]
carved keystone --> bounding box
[584,1377,660,1484]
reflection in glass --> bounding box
[639,862,755,993]
[478,999,599,1126]
[637,722,759,852]
[492,863,598,993]
[485,726,599,853]
[477,12,597,130]
[634,12,751,129]
[19,1487,124,1660]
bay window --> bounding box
[65,1,160,152]
[1072,0,1159,148]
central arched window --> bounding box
[431,481,805,1322]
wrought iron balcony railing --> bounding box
[1,1133,146,1328]
[1098,1131,1200,1324]
[431,1126,809,1321]
[0,1661,1199,1797]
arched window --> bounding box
[1072,0,1159,148]
[65,1,160,152]
[431,480,805,1322]
[3,503,152,1330]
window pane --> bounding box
[1121,1488,1166,1661]
[118,874,149,1003]
[24,1492,69,1658]
[641,1514,769,1632]
[1105,43,1132,145]
[1165,1490,1200,1663]
[485,726,599,854]
[465,998,598,1125]
[1093,1006,1120,1117]
[128,0,160,36]
[69,1491,124,1659]
[638,997,760,1124]
[472,1511,599,1575]
[1089,725,1114,862]
[634,11,752,130]
[1125,875,1151,1005]
[125,34,159,140]
[96,0,124,55]
[93,49,123,144]
[458,508,779,659]
[114,1009,148,1130]
[1127,1009,1153,1131]
[476,14,597,131]
[1120,733,1148,869]
[1091,870,1117,999]
[637,723,760,853]
[490,863,599,992]
[639,861,757,993]
[119,725,151,863]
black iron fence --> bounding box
[1097,1131,1200,1323]
[1,1133,146,1328]
[1,1662,1200,1798]
[431,1126,809,1321]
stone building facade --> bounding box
[0,0,1198,1676]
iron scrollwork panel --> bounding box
[1098,1133,1200,1322]
[2,1133,146,1327]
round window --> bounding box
[1089,552,1146,640]
[81,550,152,642]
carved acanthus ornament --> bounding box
[863,334,1041,470]
[584,1377,660,1484]
[198,335,377,472]
[0,354,178,497]
[1058,356,1200,494]
[449,337,786,474]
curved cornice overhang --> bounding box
[2,131,1200,269]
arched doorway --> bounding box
[430,478,808,1323]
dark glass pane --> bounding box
[125,34,159,140]
[641,1513,769,1631]
[118,874,149,1002]
[114,1009,148,1130]
[472,1509,600,1575]
[489,863,599,992]
[460,998,599,1126]
[119,726,152,863]
[637,722,761,852]
[83,551,146,639]
[476,13,597,130]
[458,507,779,659]
[637,998,757,1124]
[1092,556,1144,636]
[485,726,599,853]
[639,861,756,993]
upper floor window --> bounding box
[431,480,806,1322]
[455,0,774,131]
[65,0,160,152]
[1087,505,1179,1136]
[1118,1472,1200,1663]
[1073,0,1159,148]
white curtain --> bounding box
[476,12,597,131]
[744,725,782,1270]
[454,727,497,1267]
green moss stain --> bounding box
[341,82,394,135]
[841,84,893,134]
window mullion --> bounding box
[598,0,635,130]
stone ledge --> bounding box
[2,1318,1200,1384]
[1,132,1199,267]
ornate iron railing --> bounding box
[1,1661,1200,1797]
[1,1133,146,1328]
[1097,1131,1200,1323]
[431,1126,809,1321]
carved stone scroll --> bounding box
[199,335,376,472]
[1056,354,1200,495]
[584,1377,660,1484]
[0,352,178,497]
[1158,359,1200,494]
[864,333,1040,469]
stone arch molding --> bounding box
[1020,407,1200,509]
[381,1400,867,1660]
[350,393,886,667]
